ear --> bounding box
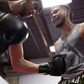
[66,9,70,17]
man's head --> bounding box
[20,0,43,17]
[51,5,73,28]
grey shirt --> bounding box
[56,24,84,79]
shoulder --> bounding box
[54,41,58,47]
[79,22,84,39]
[79,22,84,28]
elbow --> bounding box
[12,65,18,71]
[11,58,23,71]
[11,63,20,71]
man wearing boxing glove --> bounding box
[50,5,84,84]
[0,0,66,77]
[0,0,43,54]
[0,0,43,17]
[9,45,66,75]
[9,4,84,84]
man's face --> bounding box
[20,1,40,17]
[51,6,66,28]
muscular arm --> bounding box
[79,22,84,39]
[9,44,39,73]
[9,43,66,76]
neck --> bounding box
[8,0,24,16]
[60,21,75,38]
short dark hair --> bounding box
[53,5,73,22]
[35,0,43,14]
[60,5,73,22]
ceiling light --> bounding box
[42,0,72,8]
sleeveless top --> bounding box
[56,24,84,79]
[0,1,13,55]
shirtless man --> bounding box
[0,0,43,54]
[0,0,43,17]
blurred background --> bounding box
[0,0,84,84]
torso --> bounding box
[55,24,84,79]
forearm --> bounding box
[9,44,39,73]
[9,44,66,76]
[16,58,39,73]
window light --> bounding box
[42,0,72,8]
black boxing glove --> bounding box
[0,30,9,55]
[39,54,66,76]
[0,11,29,45]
